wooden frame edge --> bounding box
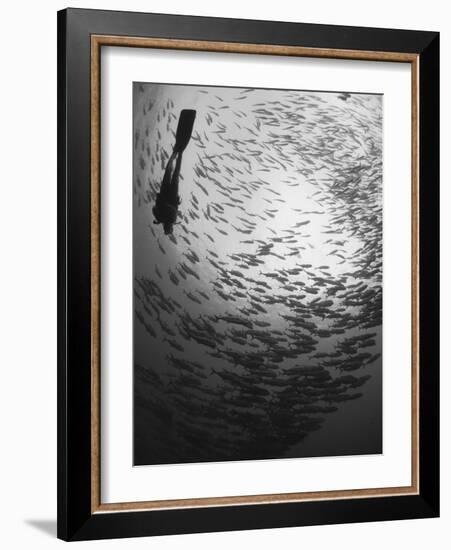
[411,55,420,495]
[91,34,101,513]
[91,34,418,62]
[90,34,420,514]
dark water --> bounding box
[133,83,382,466]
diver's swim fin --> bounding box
[174,109,196,153]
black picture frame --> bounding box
[57,7,439,541]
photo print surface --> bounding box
[133,82,383,466]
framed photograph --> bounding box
[57,8,439,541]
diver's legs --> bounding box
[159,150,177,195]
[159,108,194,200]
[165,152,182,204]
[172,152,182,196]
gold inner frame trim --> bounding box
[90,34,420,514]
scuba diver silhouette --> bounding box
[152,109,197,235]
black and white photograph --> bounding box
[133,82,383,466]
